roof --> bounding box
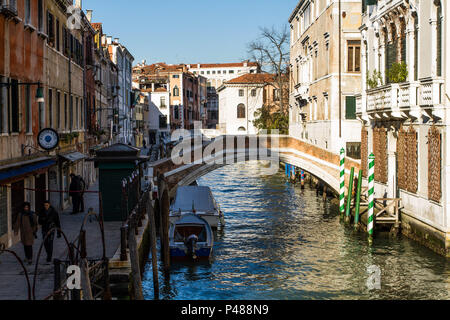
[171,186,217,213]
[188,62,259,69]
[91,23,102,31]
[289,0,307,23]
[225,73,276,84]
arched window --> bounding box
[237,104,245,118]
[238,127,246,132]
[173,86,179,97]
[436,0,442,77]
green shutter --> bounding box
[437,5,442,77]
[346,96,356,120]
[414,18,419,80]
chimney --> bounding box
[114,38,120,44]
[244,60,248,67]
[86,9,92,22]
[197,64,200,68]
[101,35,106,46]
[107,36,112,45]
[75,0,82,9]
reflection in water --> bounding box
[142,161,450,300]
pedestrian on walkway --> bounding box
[13,202,37,265]
[76,175,86,213]
[69,173,81,215]
[143,138,147,149]
[38,201,61,263]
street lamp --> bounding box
[0,81,45,104]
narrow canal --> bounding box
[142,161,450,300]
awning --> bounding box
[59,152,86,163]
[0,159,56,183]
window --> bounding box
[160,96,166,108]
[69,95,73,130]
[173,86,179,97]
[0,76,8,133]
[273,89,280,101]
[25,85,31,133]
[217,71,221,74]
[64,93,67,130]
[56,19,60,51]
[207,71,210,75]
[238,127,246,132]
[229,70,234,74]
[38,0,43,31]
[347,40,361,72]
[201,71,204,74]
[159,115,167,129]
[239,89,244,97]
[174,105,179,120]
[173,74,179,78]
[75,97,79,129]
[303,4,311,30]
[251,89,257,97]
[47,11,55,46]
[212,71,216,74]
[237,104,245,118]
[10,79,19,133]
[25,0,31,24]
[56,91,60,130]
[345,96,356,120]
[48,89,53,127]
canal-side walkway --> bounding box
[0,181,122,300]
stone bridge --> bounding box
[150,135,361,199]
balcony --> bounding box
[362,78,445,120]
[1,1,18,18]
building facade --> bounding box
[218,73,278,135]
[357,0,450,255]
[107,38,134,144]
[289,0,362,156]
[187,62,260,129]
[133,63,205,131]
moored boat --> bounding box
[169,214,214,261]
[169,186,224,228]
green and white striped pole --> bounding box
[368,153,375,245]
[339,148,346,216]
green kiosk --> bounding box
[94,143,149,221]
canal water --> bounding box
[142,161,450,300]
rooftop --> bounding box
[225,73,275,84]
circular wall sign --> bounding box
[38,128,60,151]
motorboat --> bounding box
[169,186,224,228]
[169,214,214,261]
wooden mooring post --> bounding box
[128,214,144,300]
[79,230,93,300]
[147,198,160,300]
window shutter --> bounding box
[345,96,356,120]
[437,5,442,77]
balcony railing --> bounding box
[363,78,444,117]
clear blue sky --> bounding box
[84,0,298,65]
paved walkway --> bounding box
[0,181,122,300]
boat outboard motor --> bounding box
[185,234,199,260]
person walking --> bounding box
[76,175,86,213]
[38,201,61,263]
[13,202,37,265]
[142,138,147,149]
[69,173,81,215]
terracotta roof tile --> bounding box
[225,73,275,84]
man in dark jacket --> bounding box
[38,201,61,263]
[69,173,81,214]
[76,175,86,213]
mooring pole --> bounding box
[345,167,355,223]
[354,170,363,229]
[339,148,346,216]
[147,198,160,300]
[368,153,375,245]
[301,170,305,189]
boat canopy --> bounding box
[171,186,217,213]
